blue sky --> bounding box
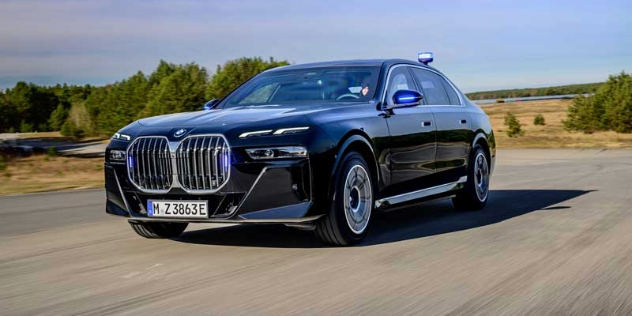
[0,0,629,92]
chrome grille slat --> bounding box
[206,139,213,190]
[140,139,147,188]
[193,137,200,190]
[186,138,192,189]
[149,138,156,190]
[200,137,207,190]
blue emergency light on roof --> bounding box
[418,52,434,65]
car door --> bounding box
[410,67,471,180]
[382,65,437,194]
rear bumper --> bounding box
[105,157,321,224]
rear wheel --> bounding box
[452,145,490,211]
[315,151,373,246]
[129,221,188,239]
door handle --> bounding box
[459,119,467,124]
[421,121,432,127]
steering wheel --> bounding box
[336,93,360,101]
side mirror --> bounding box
[387,90,423,110]
[203,99,219,110]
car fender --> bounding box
[328,133,379,200]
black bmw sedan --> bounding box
[105,56,496,246]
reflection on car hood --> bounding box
[137,103,357,128]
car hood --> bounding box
[139,108,286,127]
[136,103,360,128]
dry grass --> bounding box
[2,131,108,143]
[0,155,104,195]
[12,131,65,139]
[482,99,632,148]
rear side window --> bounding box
[410,68,457,105]
[440,77,461,105]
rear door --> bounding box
[410,67,471,180]
[383,65,437,194]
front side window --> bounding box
[222,67,380,108]
[385,66,417,106]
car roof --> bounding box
[267,59,432,72]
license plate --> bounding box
[147,200,209,218]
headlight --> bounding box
[112,133,131,141]
[245,146,307,160]
[239,127,309,138]
[109,150,126,162]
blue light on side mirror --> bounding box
[418,52,434,65]
[392,90,423,107]
[203,99,219,110]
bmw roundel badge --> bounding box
[174,129,187,138]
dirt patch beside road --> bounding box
[0,154,103,195]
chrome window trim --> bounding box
[381,64,464,108]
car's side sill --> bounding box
[375,176,467,209]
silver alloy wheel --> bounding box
[474,152,490,202]
[343,165,372,234]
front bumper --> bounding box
[105,157,320,224]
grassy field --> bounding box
[482,99,632,148]
[1,99,632,195]
[0,155,104,195]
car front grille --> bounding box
[127,135,230,193]
[175,135,230,192]
[128,137,173,191]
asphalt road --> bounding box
[2,149,632,315]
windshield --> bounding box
[221,66,380,108]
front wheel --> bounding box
[129,221,188,239]
[452,145,490,211]
[315,151,374,246]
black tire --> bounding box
[452,145,490,211]
[129,221,188,239]
[315,151,374,246]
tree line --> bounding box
[1,58,629,136]
[465,82,603,100]
[0,57,288,136]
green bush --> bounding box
[20,120,33,133]
[534,114,546,125]
[564,72,632,133]
[60,120,84,137]
[60,120,74,136]
[504,112,524,137]
[0,156,7,171]
[47,147,58,157]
